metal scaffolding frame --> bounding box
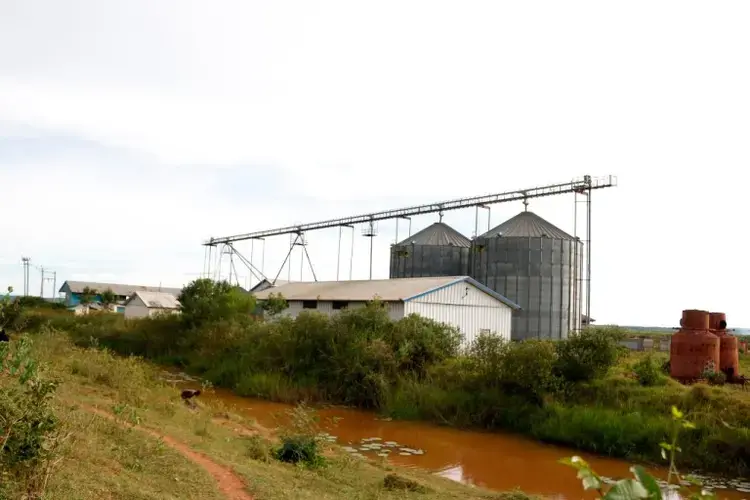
[204,175,617,311]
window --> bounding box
[302,300,317,310]
[332,301,348,310]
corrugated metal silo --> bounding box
[390,222,471,278]
[470,211,582,340]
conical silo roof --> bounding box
[396,222,471,247]
[479,211,575,240]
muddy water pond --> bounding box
[165,372,747,499]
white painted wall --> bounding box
[281,300,404,321]
[405,281,513,347]
[124,303,150,319]
[124,295,179,319]
[274,281,512,347]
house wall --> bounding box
[270,281,512,348]
[66,292,128,307]
[281,300,404,321]
[124,303,150,319]
[405,281,513,347]
[147,308,180,318]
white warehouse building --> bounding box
[253,276,520,345]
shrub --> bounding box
[383,473,428,493]
[275,435,321,466]
[0,286,21,331]
[463,334,559,402]
[274,404,325,467]
[554,327,625,383]
[389,314,462,377]
[466,332,510,387]
[499,340,560,401]
[260,293,288,318]
[178,278,255,328]
[0,335,61,497]
[245,435,272,462]
[633,355,667,387]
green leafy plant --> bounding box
[561,406,713,500]
[260,292,288,318]
[700,361,726,386]
[178,278,256,328]
[0,335,63,497]
[273,403,326,468]
[0,286,21,330]
[79,287,97,309]
[554,327,625,383]
[99,288,117,312]
[633,355,667,387]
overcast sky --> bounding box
[1,1,748,327]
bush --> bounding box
[463,334,559,402]
[275,435,321,466]
[554,327,625,383]
[0,335,61,497]
[0,286,21,331]
[245,435,272,462]
[499,340,560,401]
[274,404,325,467]
[178,278,256,328]
[633,355,668,387]
[383,473,428,493]
[388,314,462,377]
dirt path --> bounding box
[84,406,254,500]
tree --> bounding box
[178,278,256,327]
[78,287,97,315]
[261,292,288,318]
[99,288,117,312]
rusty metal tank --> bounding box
[710,312,739,378]
[670,309,720,381]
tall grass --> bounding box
[20,304,750,477]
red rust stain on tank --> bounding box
[709,312,740,378]
[670,310,720,381]
[709,312,727,331]
[682,309,710,330]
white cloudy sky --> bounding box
[1,1,748,327]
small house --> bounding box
[123,291,181,319]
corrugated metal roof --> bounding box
[479,211,575,240]
[254,276,520,309]
[249,279,289,293]
[127,291,181,309]
[60,281,182,298]
[396,222,471,247]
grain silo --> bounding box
[390,222,471,278]
[470,211,582,340]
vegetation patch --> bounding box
[14,278,750,479]
[383,473,429,493]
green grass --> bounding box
[6,330,535,500]
[20,308,750,480]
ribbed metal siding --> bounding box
[470,236,582,340]
[405,281,513,347]
[390,244,470,278]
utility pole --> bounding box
[39,267,56,299]
[21,257,31,296]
